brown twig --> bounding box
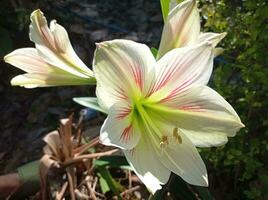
[120,185,140,197]
[74,189,90,200]
[92,177,98,191]
[128,171,132,189]
[56,181,68,200]
[66,167,76,200]
[74,137,100,156]
[86,182,97,200]
[63,149,119,166]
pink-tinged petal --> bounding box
[149,86,244,147]
[157,0,200,59]
[148,42,213,100]
[29,9,93,78]
[197,32,227,47]
[4,48,55,73]
[11,73,94,88]
[29,9,54,48]
[93,39,156,110]
[150,127,208,186]
[124,136,170,194]
[49,20,93,76]
[100,101,141,150]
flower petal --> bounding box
[29,9,93,78]
[4,48,55,73]
[11,73,93,88]
[148,42,213,100]
[157,0,200,59]
[197,32,227,48]
[93,39,156,110]
[100,101,141,150]
[150,86,244,147]
[124,136,170,193]
[134,111,208,186]
[152,129,208,186]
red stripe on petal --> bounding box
[178,104,203,112]
[159,73,198,103]
[116,107,132,120]
[120,124,133,142]
[130,62,143,90]
[113,87,128,100]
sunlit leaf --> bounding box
[150,47,158,58]
[160,0,170,22]
[94,156,132,170]
[98,166,124,199]
[73,97,107,114]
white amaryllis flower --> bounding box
[157,0,226,59]
[4,9,95,88]
[93,39,244,193]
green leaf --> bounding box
[98,173,110,194]
[160,0,170,22]
[150,47,158,58]
[94,156,132,170]
[73,97,107,114]
[98,166,124,199]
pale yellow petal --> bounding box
[100,101,141,150]
[124,136,170,193]
[150,86,244,145]
[151,128,208,186]
[11,73,94,88]
[93,39,156,110]
[157,0,200,59]
[149,42,213,100]
[29,9,93,78]
[4,48,55,73]
[197,32,227,47]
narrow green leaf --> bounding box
[94,156,132,170]
[73,97,107,114]
[150,47,158,58]
[98,173,110,194]
[98,166,124,199]
[160,0,170,22]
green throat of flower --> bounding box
[130,97,183,152]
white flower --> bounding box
[4,9,95,88]
[92,39,244,193]
[157,0,226,59]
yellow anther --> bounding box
[173,128,182,144]
[160,135,169,154]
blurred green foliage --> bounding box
[199,0,268,199]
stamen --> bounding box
[173,128,182,144]
[160,135,169,154]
